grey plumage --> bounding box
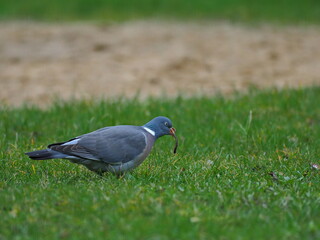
[25,116,176,174]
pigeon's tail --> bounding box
[25,149,63,160]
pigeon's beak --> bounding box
[169,127,176,136]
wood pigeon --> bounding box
[25,116,178,174]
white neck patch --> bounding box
[143,127,155,136]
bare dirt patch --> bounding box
[0,21,320,106]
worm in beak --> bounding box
[169,127,178,154]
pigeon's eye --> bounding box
[164,122,169,127]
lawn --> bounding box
[0,88,319,239]
[0,0,319,24]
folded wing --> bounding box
[49,126,147,164]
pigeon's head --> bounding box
[144,116,176,139]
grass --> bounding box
[0,0,319,24]
[0,87,319,239]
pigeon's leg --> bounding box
[115,172,126,179]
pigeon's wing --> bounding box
[49,126,148,164]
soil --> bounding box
[1,21,320,106]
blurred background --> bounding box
[0,0,320,106]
